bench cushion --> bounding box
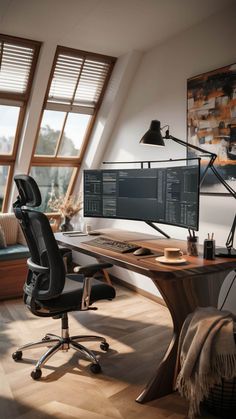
[0,244,30,261]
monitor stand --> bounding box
[145,221,170,239]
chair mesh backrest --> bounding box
[13,175,65,301]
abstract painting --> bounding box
[187,63,236,194]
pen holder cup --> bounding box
[187,236,199,256]
[203,239,215,260]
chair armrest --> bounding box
[75,263,113,277]
[75,263,113,310]
[27,258,49,274]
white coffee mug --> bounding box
[164,247,183,260]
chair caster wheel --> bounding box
[100,342,109,351]
[31,368,42,380]
[12,351,22,361]
[90,363,101,374]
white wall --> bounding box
[87,4,236,295]
[74,50,142,193]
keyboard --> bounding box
[86,236,140,253]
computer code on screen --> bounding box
[84,165,199,230]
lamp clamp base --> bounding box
[215,247,236,258]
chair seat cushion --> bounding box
[34,274,116,313]
[0,244,30,261]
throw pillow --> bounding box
[0,225,7,249]
[17,225,27,246]
[0,213,18,245]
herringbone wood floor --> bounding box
[0,285,215,419]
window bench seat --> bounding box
[0,213,29,300]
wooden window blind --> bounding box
[0,34,41,212]
[46,47,116,114]
[30,46,116,212]
[0,34,41,102]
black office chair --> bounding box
[12,174,116,380]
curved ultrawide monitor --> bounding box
[83,164,200,231]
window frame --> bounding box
[0,34,41,212]
[30,45,116,202]
[0,162,14,211]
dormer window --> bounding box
[0,34,41,212]
[30,46,115,211]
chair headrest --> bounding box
[14,175,42,207]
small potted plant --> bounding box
[48,194,83,231]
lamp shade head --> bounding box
[140,120,165,146]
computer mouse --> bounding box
[88,231,101,236]
[133,247,152,256]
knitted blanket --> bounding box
[175,307,236,418]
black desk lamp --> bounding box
[140,120,236,258]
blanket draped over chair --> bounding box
[175,307,236,418]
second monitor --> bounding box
[84,164,200,231]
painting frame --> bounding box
[187,63,236,195]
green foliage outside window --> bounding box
[36,125,78,156]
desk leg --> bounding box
[102,268,112,285]
[136,330,178,403]
[136,268,231,403]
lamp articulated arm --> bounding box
[140,119,236,256]
[210,164,236,198]
[226,214,236,250]
[164,131,217,186]
[164,129,236,257]
[165,131,236,197]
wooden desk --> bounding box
[56,229,236,403]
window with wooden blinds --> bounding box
[0,35,41,101]
[46,48,115,114]
[0,34,41,212]
[31,46,116,213]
